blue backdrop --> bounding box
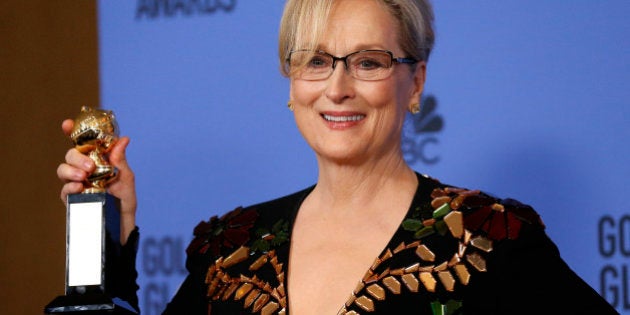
[98,1,630,313]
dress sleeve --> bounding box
[161,217,222,315]
[108,224,212,315]
[106,226,140,313]
[465,223,619,314]
[161,253,210,314]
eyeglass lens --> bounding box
[290,50,396,81]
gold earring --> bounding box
[409,102,420,114]
[287,101,294,111]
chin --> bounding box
[315,146,370,166]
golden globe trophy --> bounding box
[45,107,137,314]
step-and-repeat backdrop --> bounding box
[98,1,629,313]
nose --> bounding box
[325,62,354,104]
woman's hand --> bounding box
[56,119,137,244]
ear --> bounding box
[409,61,427,103]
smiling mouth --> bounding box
[322,114,366,122]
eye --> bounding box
[352,55,389,70]
[307,54,331,69]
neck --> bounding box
[311,152,418,213]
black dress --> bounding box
[122,173,619,314]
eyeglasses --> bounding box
[287,49,418,81]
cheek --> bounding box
[368,83,410,131]
[360,83,405,115]
[290,79,322,104]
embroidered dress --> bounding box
[146,173,617,314]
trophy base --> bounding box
[44,293,137,314]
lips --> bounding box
[322,114,366,122]
[320,112,366,129]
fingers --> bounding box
[57,123,95,201]
[60,181,84,205]
[61,119,74,136]
[57,162,88,183]
[57,148,93,203]
[64,147,95,174]
[59,119,81,204]
[58,148,93,185]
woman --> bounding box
[58,0,618,314]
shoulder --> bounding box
[401,174,545,264]
[434,179,545,241]
[389,175,552,297]
[411,173,546,243]
[184,186,314,258]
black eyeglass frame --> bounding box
[286,49,419,79]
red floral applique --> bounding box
[186,206,259,257]
[431,187,543,241]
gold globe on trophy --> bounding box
[69,106,120,193]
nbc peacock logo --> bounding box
[402,94,444,165]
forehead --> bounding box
[320,0,401,53]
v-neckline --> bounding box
[281,172,431,314]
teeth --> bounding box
[323,114,365,122]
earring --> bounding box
[409,102,420,114]
[287,101,294,111]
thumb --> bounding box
[109,136,130,169]
[61,119,74,137]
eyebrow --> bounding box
[314,44,389,55]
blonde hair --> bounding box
[278,0,435,77]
